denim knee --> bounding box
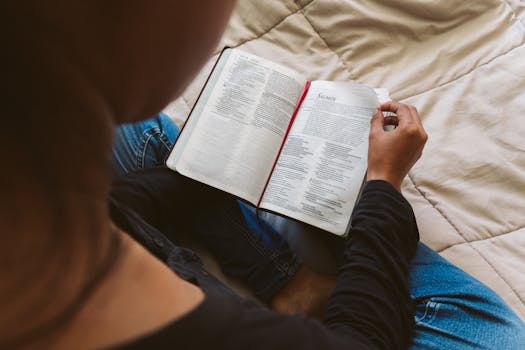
[112,113,180,178]
[409,243,525,349]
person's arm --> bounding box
[323,180,418,349]
[116,102,428,350]
[322,102,427,348]
[117,183,417,349]
[203,102,427,350]
[222,177,420,350]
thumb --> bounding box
[370,108,384,134]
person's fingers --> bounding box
[384,116,399,126]
[370,108,385,134]
[380,102,415,127]
[408,105,424,131]
[380,101,404,113]
[408,105,429,144]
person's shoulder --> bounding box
[115,291,235,349]
[117,291,345,350]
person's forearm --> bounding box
[323,180,419,350]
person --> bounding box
[1,1,524,349]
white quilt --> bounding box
[164,0,525,320]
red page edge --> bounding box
[256,81,311,209]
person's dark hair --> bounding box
[1,2,125,347]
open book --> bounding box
[167,48,389,236]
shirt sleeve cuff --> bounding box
[363,180,410,205]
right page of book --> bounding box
[259,81,380,235]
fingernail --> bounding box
[372,109,379,117]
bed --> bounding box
[163,0,525,320]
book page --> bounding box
[167,48,307,204]
[260,81,380,235]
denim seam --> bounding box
[136,127,174,168]
[415,298,439,325]
[225,214,289,274]
[211,209,299,300]
[156,130,174,152]
[137,129,158,170]
[223,209,291,276]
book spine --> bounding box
[256,81,311,209]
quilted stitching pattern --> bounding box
[165,0,525,320]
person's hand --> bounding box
[367,101,428,192]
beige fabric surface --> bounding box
[164,0,525,319]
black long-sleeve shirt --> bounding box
[113,171,419,350]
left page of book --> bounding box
[166,48,307,205]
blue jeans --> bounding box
[112,113,525,349]
[111,113,301,302]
